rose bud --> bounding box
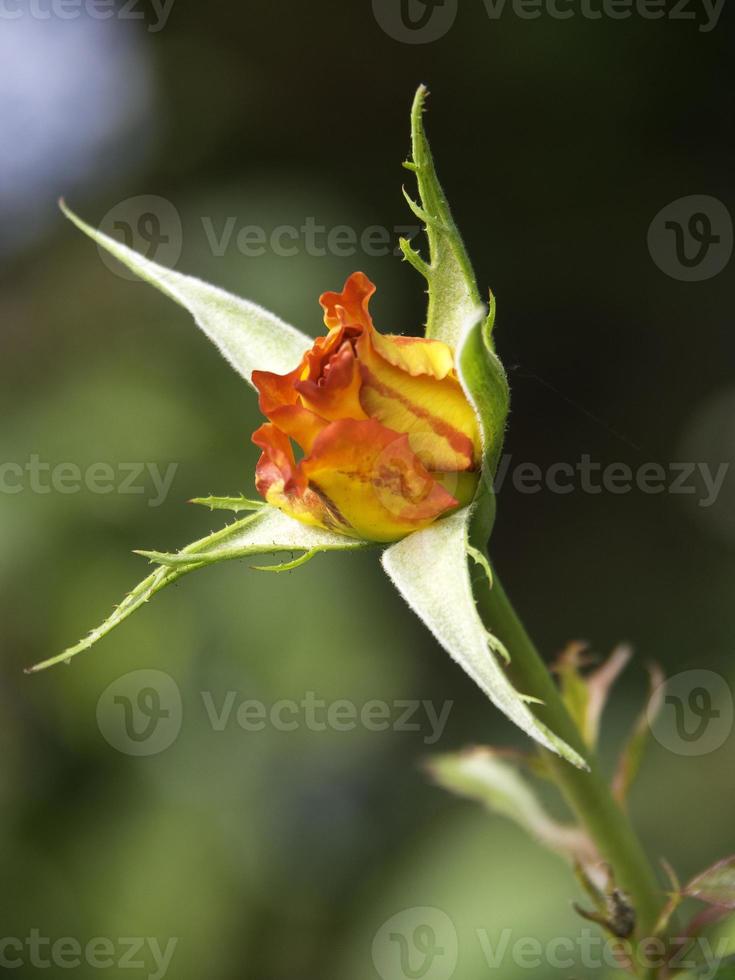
[251,272,481,543]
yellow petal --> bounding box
[356,331,481,473]
[301,419,459,543]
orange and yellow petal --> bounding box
[252,423,332,530]
[301,419,458,543]
[266,403,328,455]
[252,272,484,543]
[370,331,456,380]
[252,365,303,415]
[355,330,480,473]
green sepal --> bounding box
[382,509,587,768]
[59,200,312,385]
[388,90,589,764]
[189,495,265,513]
[28,507,367,673]
[404,86,509,487]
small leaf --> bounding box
[553,643,632,749]
[585,644,633,746]
[60,201,312,384]
[553,643,594,745]
[653,859,684,936]
[382,508,587,768]
[612,663,665,806]
[685,857,735,910]
[427,746,598,864]
[28,507,366,673]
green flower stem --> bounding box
[477,567,663,942]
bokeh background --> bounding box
[2,2,734,977]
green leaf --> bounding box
[584,644,632,747]
[405,87,509,483]
[28,507,366,673]
[60,201,312,384]
[685,857,735,910]
[552,643,632,750]
[382,508,587,768]
[554,644,594,745]
[427,746,597,864]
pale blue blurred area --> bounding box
[0,6,155,257]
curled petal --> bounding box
[295,340,367,422]
[319,271,376,331]
[252,365,303,415]
[320,272,456,380]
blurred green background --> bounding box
[2,1,734,977]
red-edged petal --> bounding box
[252,423,345,532]
[252,365,302,415]
[252,423,303,498]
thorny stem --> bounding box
[476,564,664,971]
